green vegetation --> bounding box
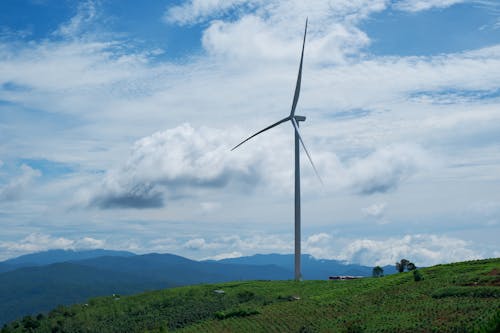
[371,266,384,278]
[413,269,424,282]
[2,258,499,332]
[395,258,417,273]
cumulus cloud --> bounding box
[76,236,106,249]
[86,123,430,209]
[188,234,293,255]
[336,234,482,266]
[87,123,265,209]
[352,145,430,195]
[184,238,208,250]
[325,144,431,195]
[305,233,331,244]
[0,231,487,266]
[303,233,333,259]
[0,164,41,201]
[0,233,106,260]
[201,15,370,64]
[171,232,486,266]
[167,0,388,64]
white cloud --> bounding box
[305,233,331,245]
[184,238,207,250]
[197,234,293,254]
[345,144,430,195]
[165,0,261,25]
[0,164,41,201]
[1,0,499,259]
[173,233,487,267]
[205,251,243,260]
[54,0,98,38]
[200,201,221,212]
[172,232,479,267]
[0,231,490,267]
[167,0,389,65]
[336,234,481,266]
[75,236,106,249]
[0,233,106,260]
[363,203,387,218]
[394,0,466,12]
[86,123,269,209]
[201,15,370,64]
[166,0,393,27]
[303,233,333,259]
[84,123,431,209]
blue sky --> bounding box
[0,0,499,266]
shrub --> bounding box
[237,290,255,302]
[1,325,12,333]
[432,286,500,298]
[413,269,424,282]
[214,308,260,320]
[21,315,40,330]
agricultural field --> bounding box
[2,258,499,332]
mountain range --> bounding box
[0,249,395,325]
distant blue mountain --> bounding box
[75,253,291,284]
[214,253,397,279]
[1,249,135,270]
[0,252,290,325]
[0,262,171,326]
[0,262,15,274]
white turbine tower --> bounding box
[231,19,321,281]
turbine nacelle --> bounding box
[294,115,306,122]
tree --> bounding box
[396,259,417,273]
[396,259,411,273]
[372,266,384,277]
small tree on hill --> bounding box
[396,259,417,273]
[372,266,384,277]
[396,259,409,273]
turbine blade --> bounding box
[231,117,290,151]
[290,18,308,117]
[292,117,323,185]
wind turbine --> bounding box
[231,19,321,281]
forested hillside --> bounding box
[3,258,499,332]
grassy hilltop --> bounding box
[3,258,499,333]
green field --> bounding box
[2,258,499,332]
